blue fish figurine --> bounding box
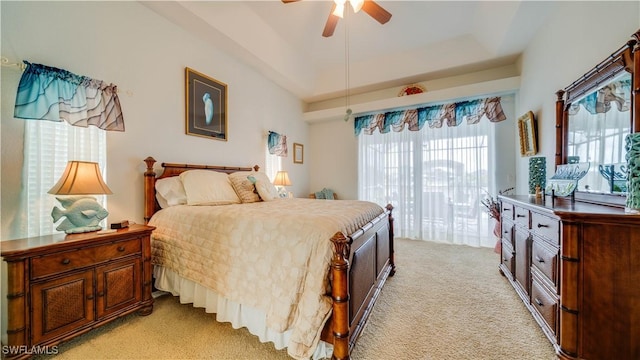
[51,196,109,234]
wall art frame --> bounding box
[185,67,227,141]
[293,143,304,164]
[518,111,537,156]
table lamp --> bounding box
[48,160,112,234]
[272,171,292,198]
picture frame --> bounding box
[518,111,538,156]
[293,143,304,164]
[185,67,227,141]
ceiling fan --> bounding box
[282,0,392,37]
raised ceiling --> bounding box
[143,1,556,104]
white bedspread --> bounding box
[148,198,384,359]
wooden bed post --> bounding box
[385,204,396,276]
[330,232,350,360]
[143,156,157,224]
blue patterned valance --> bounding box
[268,131,287,157]
[568,78,631,116]
[14,61,125,131]
[354,96,506,136]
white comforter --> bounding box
[149,198,384,359]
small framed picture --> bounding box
[185,67,227,141]
[518,111,537,156]
[293,143,304,164]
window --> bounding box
[20,120,107,237]
[358,102,509,247]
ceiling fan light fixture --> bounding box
[350,0,364,13]
[332,0,346,18]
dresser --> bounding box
[498,195,640,359]
[1,224,155,359]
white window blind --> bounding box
[20,120,107,237]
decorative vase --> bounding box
[493,219,501,254]
[625,133,640,213]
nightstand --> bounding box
[1,224,155,359]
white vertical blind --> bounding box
[20,120,107,237]
[358,107,500,247]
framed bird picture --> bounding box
[185,67,228,141]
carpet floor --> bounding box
[33,238,557,360]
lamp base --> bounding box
[51,196,109,234]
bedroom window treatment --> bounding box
[18,120,107,238]
[267,131,287,157]
[354,96,506,136]
[567,77,631,116]
[358,95,510,248]
[14,61,125,131]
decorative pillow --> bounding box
[322,188,335,200]
[179,170,241,206]
[255,179,280,201]
[155,177,187,208]
[229,171,261,203]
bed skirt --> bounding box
[153,266,333,360]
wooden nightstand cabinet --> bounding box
[1,224,155,359]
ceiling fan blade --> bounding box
[322,4,340,37]
[361,0,392,24]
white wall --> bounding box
[310,1,640,199]
[517,2,639,194]
[1,1,307,240]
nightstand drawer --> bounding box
[31,239,141,279]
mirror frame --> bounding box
[555,29,640,207]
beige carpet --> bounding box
[34,238,556,360]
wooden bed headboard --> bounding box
[143,156,259,223]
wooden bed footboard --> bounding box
[143,157,395,360]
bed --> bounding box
[142,157,395,360]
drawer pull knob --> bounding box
[534,298,544,307]
[87,294,94,300]
[517,214,525,218]
[503,208,511,212]
[536,256,545,263]
[537,223,549,228]
[61,258,71,265]
[117,246,125,252]
[98,291,104,297]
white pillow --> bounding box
[179,170,241,206]
[255,179,280,201]
[155,177,187,208]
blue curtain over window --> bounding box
[268,131,288,157]
[568,78,631,116]
[14,61,125,131]
[354,96,506,136]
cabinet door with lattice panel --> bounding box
[30,270,95,345]
[96,258,142,319]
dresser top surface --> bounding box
[499,195,640,220]
[1,224,155,258]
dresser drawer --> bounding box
[531,239,558,289]
[500,240,514,278]
[501,201,514,221]
[501,221,514,247]
[531,212,560,245]
[514,206,529,228]
[31,239,141,279]
[531,276,558,336]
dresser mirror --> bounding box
[555,29,639,207]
